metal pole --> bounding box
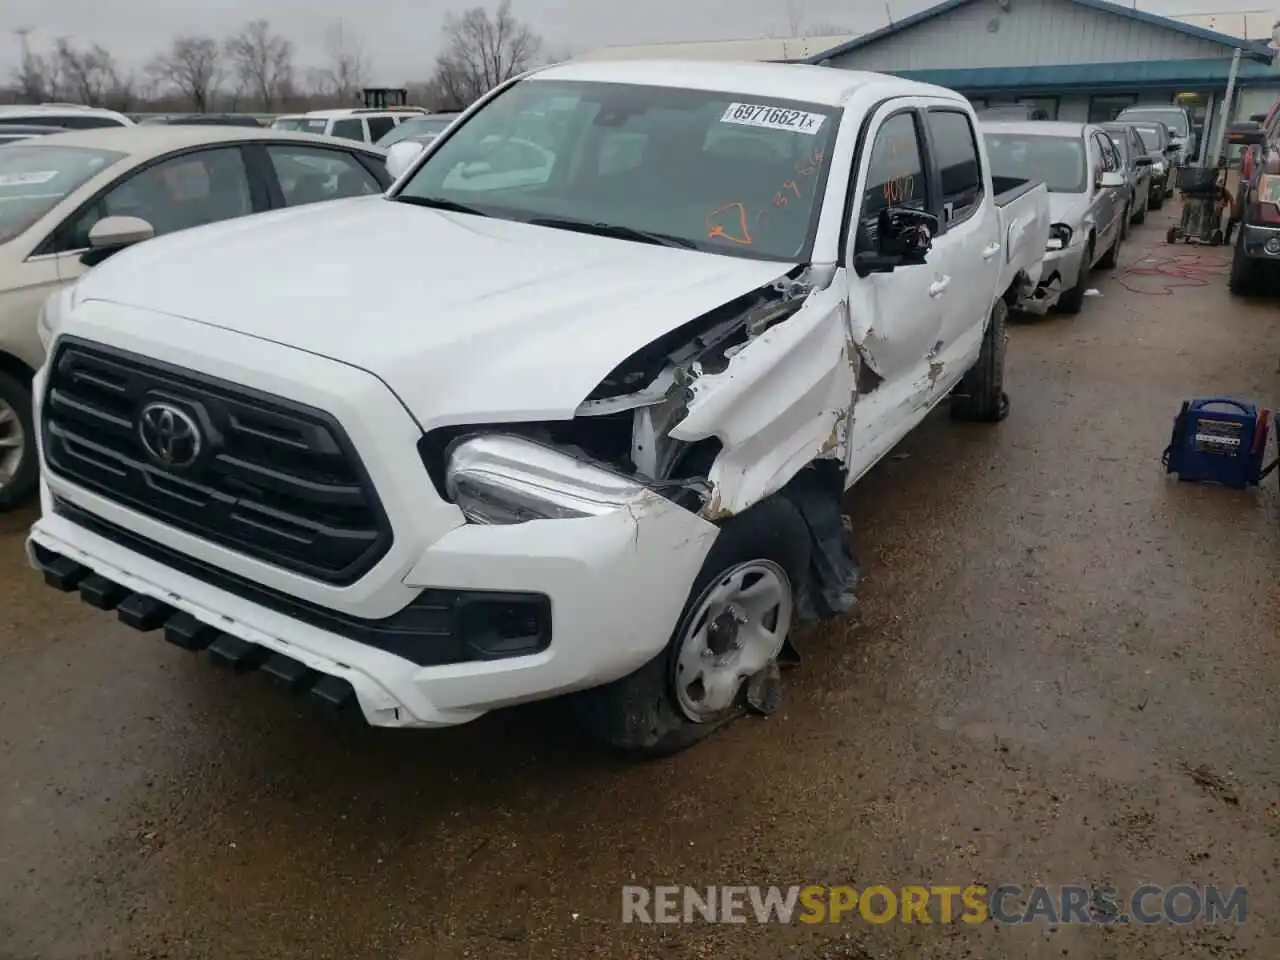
[1209,46,1243,166]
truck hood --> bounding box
[76,197,794,426]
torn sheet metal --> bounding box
[668,283,854,517]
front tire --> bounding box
[951,299,1009,423]
[0,371,36,512]
[1150,189,1164,211]
[1098,225,1122,269]
[1057,240,1093,315]
[572,495,810,757]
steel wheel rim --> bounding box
[0,397,24,488]
[673,560,793,723]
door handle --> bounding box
[982,242,1001,261]
[929,276,952,298]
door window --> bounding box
[365,116,396,141]
[926,109,983,225]
[330,118,365,141]
[266,146,382,207]
[1094,133,1118,172]
[856,112,928,253]
[56,147,252,251]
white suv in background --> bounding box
[271,108,427,145]
[0,104,134,130]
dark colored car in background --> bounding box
[1227,102,1280,295]
[1100,121,1154,227]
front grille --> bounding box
[42,338,393,585]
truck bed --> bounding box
[993,175,1041,207]
[992,176,1052,304]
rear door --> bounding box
[922,105,1001,372]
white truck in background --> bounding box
[30,60,1049,756]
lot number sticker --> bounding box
[0,170,59,187]
[721,103,826,135]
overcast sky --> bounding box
[0,0,1265,84]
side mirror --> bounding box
[1098,171,1126,189]
[385,140,425,180]
[88,215,154,249]
[81,215,155,267]
[853,206,938,277]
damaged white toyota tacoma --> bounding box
[28,60,1049,755]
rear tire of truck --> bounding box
[1056,240,1093,316]
[0,371,37,513]
[951,299,1009,423]
[572,495,810,758]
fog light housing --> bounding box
[459,595,552,659]
[1264,237,1280,256]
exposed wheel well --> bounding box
[0,351,34,387]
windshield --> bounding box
[395,79,841,262]
[1134,125,1165,151]
[984,133,1086,193]
[0,144,125,244]
[273,117,329,135]
[377,114,456,148]
[1120,109,1188,137]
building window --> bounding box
[1088,94,1138,124]
[1017,97,1059,121]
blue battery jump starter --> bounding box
[1162,398,1278,489]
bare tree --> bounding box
[311,19,368,103]
[224,19,294,111]
[10,28,58,102]
[53,38,131,107]
[431,1,543,109]
[148,35,222,112]
[786,0,807,36]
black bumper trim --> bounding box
[30,541,357,714]
[51,499,551,667]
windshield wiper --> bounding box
[527,216,698,250]
[394,195,488,217]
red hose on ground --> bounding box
[1113,243,1231,296]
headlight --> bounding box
[1153,159,1166,176]
[1047,223,1073,251]
[444,434,650,524]
[37,284,75,352]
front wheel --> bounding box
[0,371,37,512]
[1098,225,1122,269]
[1057,241,1093,315]
[951,299,1009,423]
[1150,190,1164,211]
[572,495,810,757]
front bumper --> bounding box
[29,478,718,728]
[1240,223,1280,261]
[1024,242,1086,311]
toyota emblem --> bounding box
[137,402,202,468]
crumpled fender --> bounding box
[669,285,853,517]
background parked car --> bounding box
[374,112,462,149]
[1116,104,1196,168]
[0,125,393,508]
[0,125,69,146]
[271,108,427,145]
[983,120,1128,315]
[1100,121,1154,229]
[1128,121,1174,208]
[0,104,133,130]
[142,114,265,128]
[1227,111,1280,295]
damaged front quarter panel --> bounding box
[574,266,855,520]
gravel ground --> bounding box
[1,205,1277,960]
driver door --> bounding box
[845,105,943,391]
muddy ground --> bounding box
[1,206,1278,960]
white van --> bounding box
[271,108,428,145]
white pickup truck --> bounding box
[29,61,1049,756]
